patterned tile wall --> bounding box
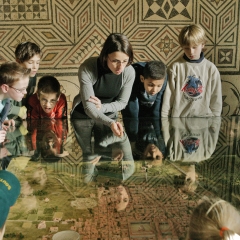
[0,0,239,115]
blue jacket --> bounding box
[122,62,167,118]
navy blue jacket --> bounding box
[121,62,167,118]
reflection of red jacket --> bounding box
[27,93,67,119]
[27,119,68,151]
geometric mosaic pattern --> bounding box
[0,0,239,115]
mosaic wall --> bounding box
[0,0,239,115]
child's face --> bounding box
[41,131,60,157]
[115,185,129,211]
[140,76,164,96]
[38,92,59,114]
[19,54,41,77]
[182,43,204,60]
[143,143,163,160]
[7,76,29,102]
[33,166,47,186]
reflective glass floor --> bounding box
[2,116,240,240]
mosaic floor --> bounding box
[2,116,240,239]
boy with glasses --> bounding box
[27,75,67,118]
[161,24,222,117]
[0,62,30,142]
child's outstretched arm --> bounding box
[0,130,6,143]
[54,94,68,119]
[161,68,175,117]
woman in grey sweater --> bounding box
[71,33,135,137]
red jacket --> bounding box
[27,93,67,119]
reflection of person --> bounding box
[32,165,47,186]
[0,62,30,143]
[173,164,198,196]
[98,184,129,212]
[161,24,222,117]
[221,116,240,158]
[0,170,21,240]
[27,118,68,162]
[71,33,135,137]
[122,60,167,118]
[187,196,240,240]
[4,120,28,151]
[8,42,42,120]
[0,121,29,170]
[72,119,134,212]
[123,118,165,161]
[72,118,135,183]
[162,117,221,162]
[27,76,67,119]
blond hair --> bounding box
[178,24,207,47]
[187,196,240,240]
[0,62,30,86]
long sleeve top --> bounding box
[161,117,221,162]
[161,53,222,117]
[71,57,135,127]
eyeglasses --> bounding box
[40,99,57,105]
[9,86,27,94]
[108,56,129,66]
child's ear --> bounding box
[16,58,21,64]
[140,75,145,83]
[1,84,9,93]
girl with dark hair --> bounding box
[71,33,135,137]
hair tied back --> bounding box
[219,227,229,237]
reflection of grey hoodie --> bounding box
[162,117,221,162]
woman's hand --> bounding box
[112,149,124,161]
[88,96,102,110]
[110,121,124,137]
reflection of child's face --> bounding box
[179,165,198,194]
[19,54,41,77]
[115,185,129,211]
[99,185,129,211]
[38,92,59,114]
[0,147,8,158]
[21,181,33,196]
[140,76,164,96]
[42,131,60,157]
[143,143,163,160]
[33,167,47,186]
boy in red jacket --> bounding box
[27,75,67,119]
